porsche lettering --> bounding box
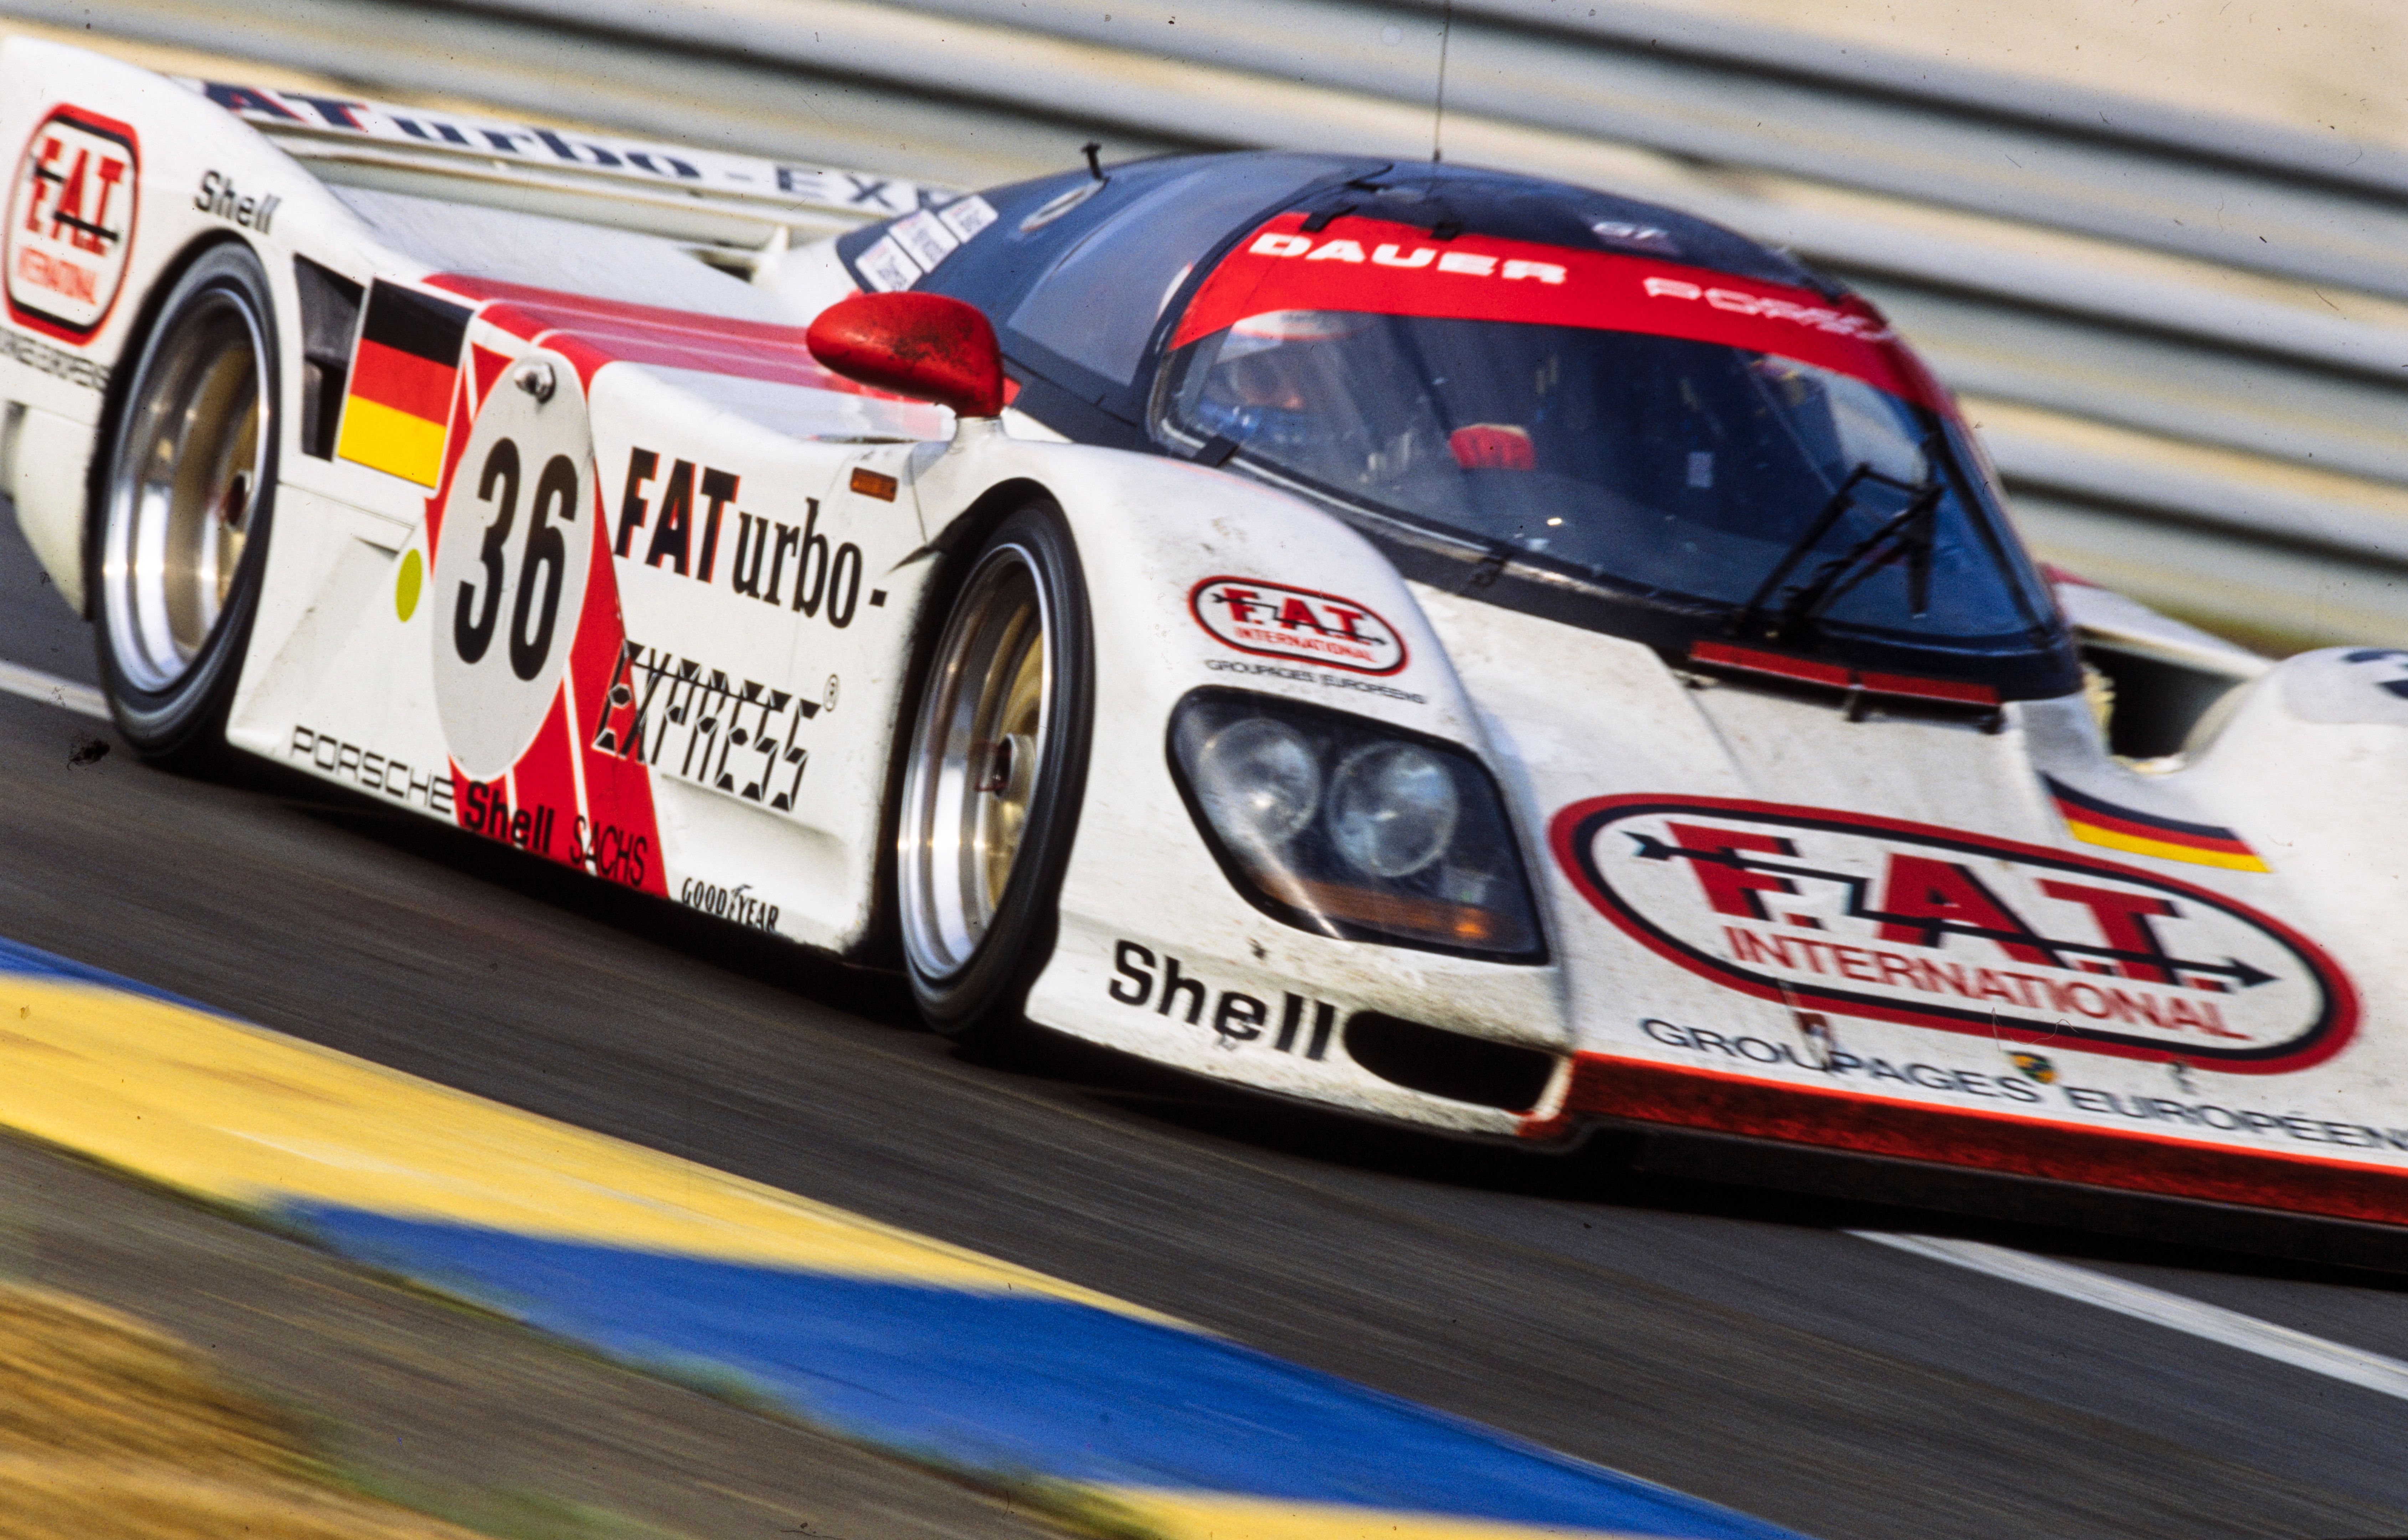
[1640,276,1894,341]
[287,726,454,814]
[1554,796,2356,1073]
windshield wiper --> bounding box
[1730,457,1944,646]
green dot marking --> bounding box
[396,548,423,622]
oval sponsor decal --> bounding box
[432,348,595,780]
[1550,795,2357,1074]
[1189,576,1406,676]
[6,106,139,342]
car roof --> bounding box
[836,152,1838,440]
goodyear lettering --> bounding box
[678,877,780,932]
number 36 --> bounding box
[452,436,581,681]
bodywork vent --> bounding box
[1342,1014,1559,1113]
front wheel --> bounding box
[895,503,1094,1048]
[92,242,280,765]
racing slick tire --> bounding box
[90,241,280,767]
[895,502,1095,1051]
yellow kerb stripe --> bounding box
[1099,1489,1658,1540]
[0,977,1183,1323]
[2064,818,2270,872]
[336,396,448,487]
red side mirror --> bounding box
[805,292,1005,419]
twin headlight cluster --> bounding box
[1168,690,1544,961]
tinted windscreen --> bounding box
[1162,313,2054,649]
[1006,158,1330,386]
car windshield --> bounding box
[1159,311,2055,651]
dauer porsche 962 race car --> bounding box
[9,40,2404,1246]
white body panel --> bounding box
[10,41,2406,1227]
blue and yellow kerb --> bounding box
[0,936,1805,1540]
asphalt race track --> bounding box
[4,514,2408,1540]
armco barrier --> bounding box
[0,935,1806,1540]
[12,0,2408,647]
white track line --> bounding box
[1856,1231,2408,1403]
[0,659,106,721]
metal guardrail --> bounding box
[15,0,2408,650]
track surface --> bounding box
[5,514,2408,1539]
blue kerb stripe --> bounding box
[293,1207,1803,1539]
[0,936,225,1013]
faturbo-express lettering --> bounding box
[1109,941,1336,1059]
[613,448,865,626]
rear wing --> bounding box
[179,77,946,272]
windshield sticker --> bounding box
[889,209,959,271]
[935,194,998,243]
[1552,795,2356,1074]
[1175,211,1947,414]
[6,106,138,342]
[855,234,922,293]
[1190,577,1407,676]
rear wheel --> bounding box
[895,504,1094,1048]
[92,242,279,765]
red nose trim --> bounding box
[1689,640,1999,707]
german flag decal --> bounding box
[336,281,470,486]
[2044,776,2268,872]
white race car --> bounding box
[9,41,2403,1245]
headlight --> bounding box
[1328,743,1459,877]
[1191,717,1321,851]
[1169,689,1544,961]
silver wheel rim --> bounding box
[101,285,267,694]
[899,542,1052,981]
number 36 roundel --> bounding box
[431,350,596,781]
